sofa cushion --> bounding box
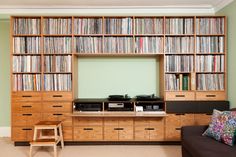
[203,109,236,146]
[182,126,236,157]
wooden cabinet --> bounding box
[165,114,195,141]
[135,118,164,141]
[73,118,103,141]
[104,118,133,141]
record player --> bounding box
[108,94,131,101]
[136,94,161,101]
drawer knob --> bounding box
[145,128,155,130]
[114,128,124,130]
[22,128,32,131]
[53,114,63,116]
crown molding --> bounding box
[214,0,234,12]
[0,6,216,18]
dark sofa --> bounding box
[181,125,236,157]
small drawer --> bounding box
[165,92,195,101]
[42,102,72,112]
[12,127,33,141]
[12,102,42,113]
[42,113,72,126]
[12,92,42,102]
[42,92,72,101]
[196,92,226,100]
[74,126,103,141]
[12,113,42,126]
[74,118,103,126]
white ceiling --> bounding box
[0,0,234,19]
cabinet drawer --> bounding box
[12,92,41,102]
[12,127,33,141]
[165,92,195,100]
[42,113,72,126]
[195,114,212,125]
[42,92,72,101]
[165,126,181,141]
[74,126,103,141]
[42,102,72,112]
[12,113,42,126]
[12,102,42,113]
[196,92,226,100]
[74,118,103,126]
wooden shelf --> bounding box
[74,53,163,57]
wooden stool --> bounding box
[29,121,64,157]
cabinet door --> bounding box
[195,114,211,125]
[181,114,195,126]
[63,126,73,141]
[149,118,164,141]
[119,126,133,141]
[42,113,72,126]
[104,125,119,141]
[165,114,181,141]
[134,126,150,141]
[12,102,42,113]
[42,102,72,112]
[74,117,103,126]
[12,113,41,126]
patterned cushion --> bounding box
[203,109,236,146]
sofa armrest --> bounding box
[181,125,208,140]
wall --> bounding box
[217,0,236,108]
[0,20,10,127]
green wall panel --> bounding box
[0,20,10,126]
[217,1,236,108]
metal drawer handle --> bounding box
[22,128,32,131]
[53,95,62,97]
[22,114,32,116]
[84,128,93,130]
[175,128,181,130]
[22,105,32,108]
[206,95,216,97]
[53,114,63,116]
[52,105,63,108]
[22,95,32,97]
[175,95,185,97]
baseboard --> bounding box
[0,127,11,137]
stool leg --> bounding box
[54,144,57,157]
[33,127,38,141]
[29,145,33,157]
[59,124,64,148]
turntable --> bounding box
[136,94,161,101]
[108,94,131,101]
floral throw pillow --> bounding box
[203,109,236,146]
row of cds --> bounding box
[43,18,72,34]
[13,17,225,35]
[104,37,133,53]
[13,56,41,72]
[197,74,224,90]
[13,74,41,91]
[196,55,224,72]
[44,74,72,91]
[44,55,72,72]
[165,55,194,72]
[196,37,224,53]
[165,37,194,53]
[165,18,194,34]
[44,37,72,54]
[196,18,225,34]
[135,37,163,53]
[74,18,103,34]
[74,37,103,53]
[135,18,163,34]
[13,37,41,54]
